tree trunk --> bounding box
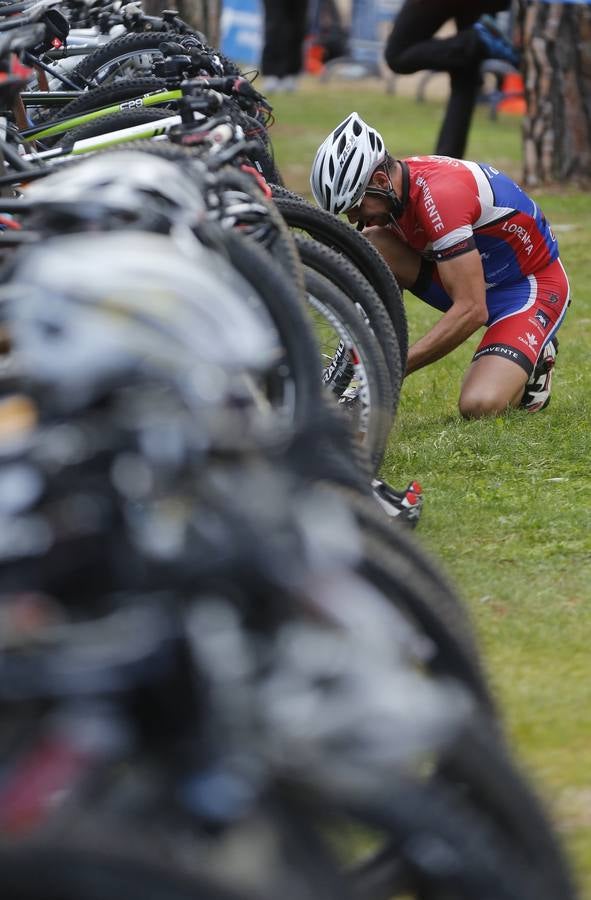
[142,0,221,47]
[517,0,591,187]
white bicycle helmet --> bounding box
[310,112,387,215]
[23,150,208,232]
[0,231,280,415]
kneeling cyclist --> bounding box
[311,113,570,417]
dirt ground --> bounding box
[306,67,450,100]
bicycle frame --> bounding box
[21,90,82,106]
[20,87,182,141]
[21,110,195,160]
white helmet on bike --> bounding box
[24,150,208,233]
[310,112,387,215]
[0,231,280,415]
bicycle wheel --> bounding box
[69,31,240,88]
[338,775,552,900]
[214,166,305,298]
[69,32,184,87]
[50,77,170,123]
[327,482,497,707]
[352,528,497,710]
[295,235,402,413]
[304,267,394,472]
[284,397,375,489]
[434,715,578,900]
[0,845,250,900]
[220,229,324,430]
[271,191,408,368]
[237,112,283,185]
[71,138,200,164]
[341,726,578,900]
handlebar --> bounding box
[0,0,64,29]
[181,76,269,107]
[0,0,39,17]
[0,22,46,57]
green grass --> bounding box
[269,80,591,896]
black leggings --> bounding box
[384,0,509,158]
[261,0,309,78]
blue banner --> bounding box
[220,0,263,66]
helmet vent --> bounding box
[352,119,362,136]
[333,118,349,141]
[337,134,347,156]
[352,157,365,192]
[368,132,375,150]
[328,156,335,179]
[336,147,356,192]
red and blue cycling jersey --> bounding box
[394,155,560,321]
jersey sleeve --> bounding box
[415,164,481,261]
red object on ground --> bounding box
[305,39,325,74]
[497,72,526,115]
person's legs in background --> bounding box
[435,6,483,158]
[435,69,481,157]
[384,0,511,158]
[261,0,309,91]
[384,0,483,75]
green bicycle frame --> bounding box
[20,88,183,142]
[22,112,192,162]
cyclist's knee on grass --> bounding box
[458,385,518,419]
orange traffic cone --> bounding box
[497,72,526,115]
[304,39,325,75]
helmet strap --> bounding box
[364,160,409,220]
